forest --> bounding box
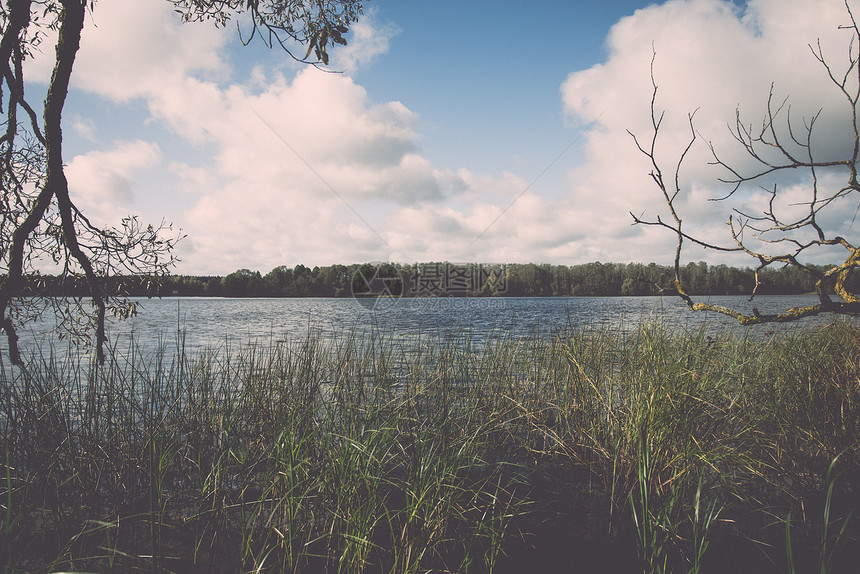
[22,260,855,299]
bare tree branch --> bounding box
[631,2,860,325]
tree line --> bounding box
[21,261,856,299]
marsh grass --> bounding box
[1,319,859,573]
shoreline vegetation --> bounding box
[20,260,859,299]
[2,320,859,573]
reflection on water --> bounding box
[0,294,844,363]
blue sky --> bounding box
[349,1,642,172]
[26,0,859,275]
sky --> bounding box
[23,0,860,275]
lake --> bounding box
[4,294,841,362]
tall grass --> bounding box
[1,319,858,572]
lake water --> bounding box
[4,294,841,362]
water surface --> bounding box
[5,294,837,361]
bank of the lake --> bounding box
[36,261,848,299]
[2,315,858,573]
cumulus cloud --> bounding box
[38,0,860,273]
[44,0,462,273]
[332,10,401,72]
[370,0,860,267]
[23,0,228,96]
[156,66,476,271]
[559,0,859,266]
[70,116,98,142]
[74,1,228,100]
[66,140,162,226]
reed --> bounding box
[0,319,858,572]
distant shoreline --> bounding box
[21,260,851,299]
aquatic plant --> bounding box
[0,320,857,572]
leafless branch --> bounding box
[631,2,860,324]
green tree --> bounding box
[315,263,349,296]
[0,0,366,364]
[204,276,223,296]
[264,265,294,296]
[621,275,651,296]
[503,265,526,297]
[222,268,264,297]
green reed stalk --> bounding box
[2,319,859,572]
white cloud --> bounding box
[23,0,228,96]
[32,1,457,273]
[74,0,228,101]
[34,0,860,274]
[66,140,162,226]
[70,115,98,142]
[150,63,477,271]
[373,0,860,268]
[559,0,860,266]
[332,9,401,72]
